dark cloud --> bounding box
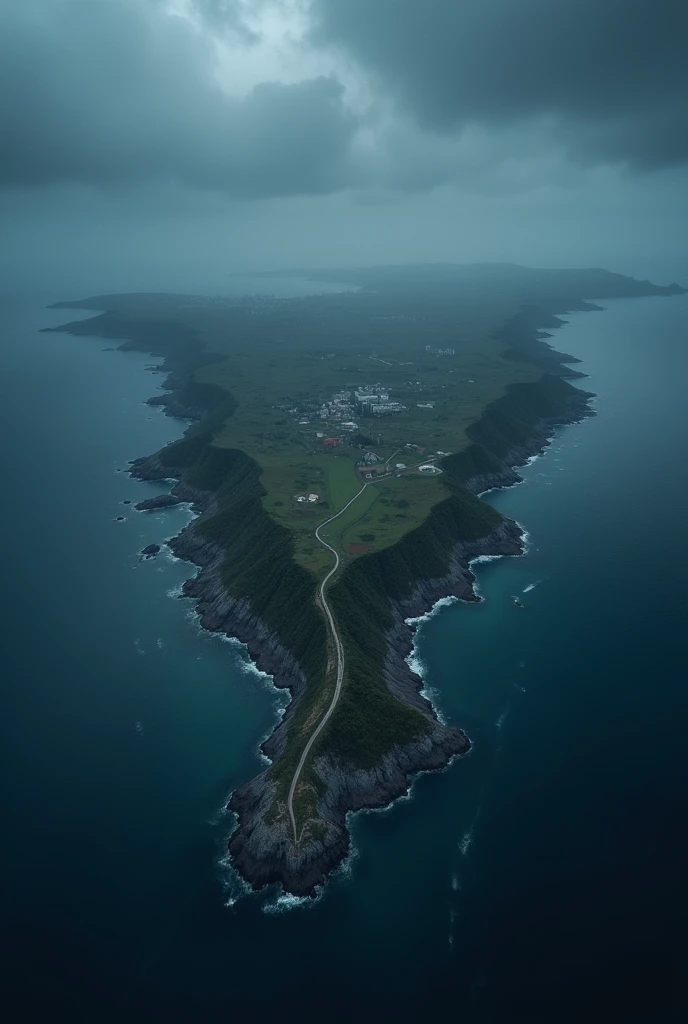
[3,0,687,205]
[0,0,356,196]
[311,0,688,169]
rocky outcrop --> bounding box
[129,452,181,482]
[140,543,161,556]
[146,393,203,421]
[462,403,594,496]
[228,721,467,895]
[135,493,182,511]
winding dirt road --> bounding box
[287,482,368,845]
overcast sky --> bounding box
[2,0,687,294]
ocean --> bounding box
[1,289,686,1021]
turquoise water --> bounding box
[2,291,686,1020]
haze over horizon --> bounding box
[2,0,687,295]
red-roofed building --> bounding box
[323,437,339,447]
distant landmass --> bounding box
[47,263,685,894]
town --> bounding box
[276,380,452,494]
[279,382,407,429]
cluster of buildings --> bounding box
[317,390,357,426]
[318,384,407,421]
[353,385,406,417]
[425,345,456,356]
[295,493,320,503]
[288,383,408,430]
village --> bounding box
[283,382,408,429]
[278,380,453,507]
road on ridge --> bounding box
[287,482,368,845]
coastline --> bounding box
[45,293,606,896]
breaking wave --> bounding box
[216,851,253,909]
[261,892,317,915]
[405,595,458,630]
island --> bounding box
[46,263,684,895]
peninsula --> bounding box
[46,263,684,895]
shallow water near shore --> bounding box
[2,290,687,1019]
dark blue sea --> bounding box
[2,288,686,1022]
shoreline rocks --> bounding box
[135,493,183,511]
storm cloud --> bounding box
[1,0,687,293]
[311,0,688,170]
[2,0,688,201]
[0,0,356,196]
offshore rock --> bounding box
[135,493,182,511]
